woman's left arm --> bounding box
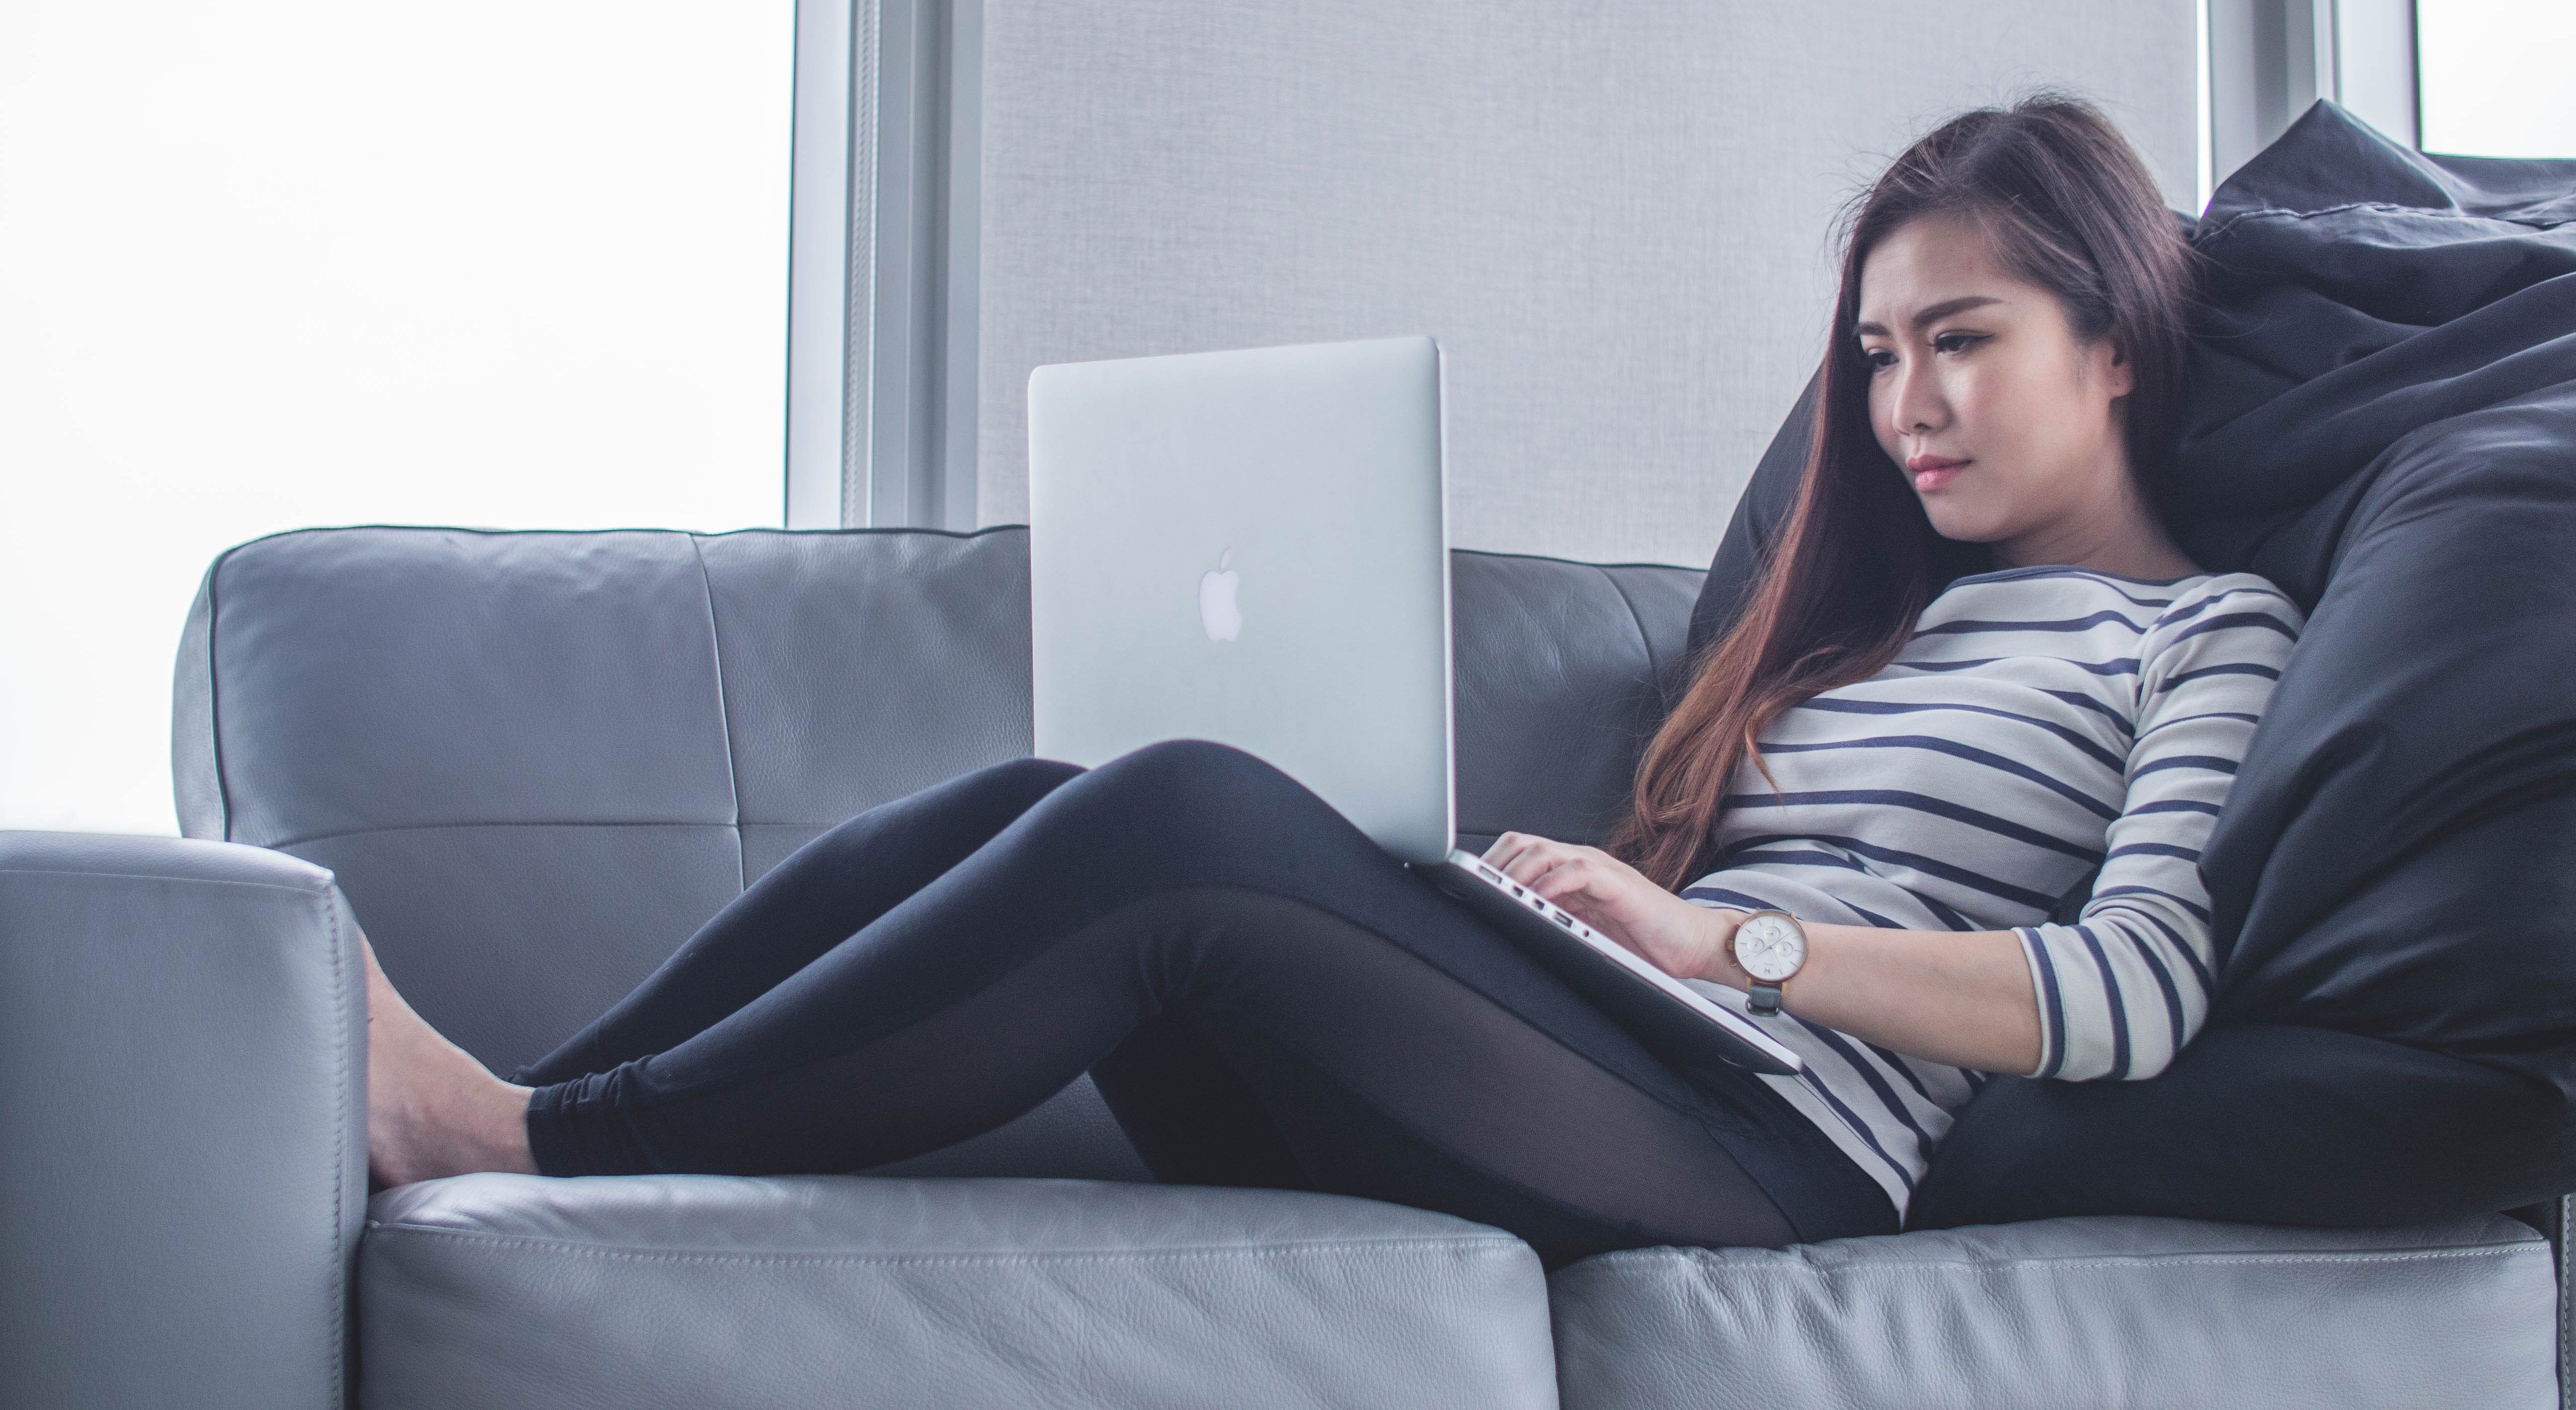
[1490,579,2308,1082]
[1480,835,2043,1074]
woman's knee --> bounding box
[883,756,1084,838]
[1059,740,1337,842]
[983,755,1086,797]
[1089,739,1302,803]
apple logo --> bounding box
[1198,548,1242,642]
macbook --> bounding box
[1026,335,1801,1078]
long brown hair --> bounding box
[1613,94,2198,889]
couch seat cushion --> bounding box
[362,1173,1553,1410]
[1548,1212,2557,1410]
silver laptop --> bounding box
[1027,335,1801,1078]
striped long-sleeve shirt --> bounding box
[1678,564,2306,1216]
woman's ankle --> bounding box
[474,1081,541,1175]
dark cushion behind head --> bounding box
[1684,375,1814,663]
[1694,101,2576,1228]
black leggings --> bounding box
[514,740,1897,1264]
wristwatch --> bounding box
[1731,909,1809,1016]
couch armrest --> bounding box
[0,833,363,1410]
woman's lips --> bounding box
[1907,455,1968,492]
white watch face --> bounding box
[1734,912,1807,983]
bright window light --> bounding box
[2417,0,2576,157]
[0,2,795,836]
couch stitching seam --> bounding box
[363,1225,1528,1269]
[1453,546,1700,572]
[256,819,739,852]
[324,887,347,1403]
[206,544,237,841]
[1595,565,1676,723]
[2559,1195,2572,1407]
[1645,1245,2538,1276]
[0,867,333,896]
[687,533,748,892]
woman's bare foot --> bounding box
[363,933,539,1186]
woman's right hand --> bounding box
[1482,832,1746,985]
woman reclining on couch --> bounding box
[363,94,2304,1265]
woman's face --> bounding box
[1854,213,2135,559]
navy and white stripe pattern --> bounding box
[1677,565,2305,1214]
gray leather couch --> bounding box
[2,525,2561,1409]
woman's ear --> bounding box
[2099,339,2136,399]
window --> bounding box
[0,2,796,834]
[2416,0,2576,157]
[2206,0,2576,192]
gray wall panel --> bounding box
[979,1,2195,566]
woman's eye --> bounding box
[1861,348,1897,371]
[1932,331,1985,354]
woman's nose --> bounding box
[1890,356,1947,436]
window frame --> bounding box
[786,0,981,531]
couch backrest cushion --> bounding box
[1449,551,1701,847]
[176,525,1698,1071]
[175,527,1045,1071]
